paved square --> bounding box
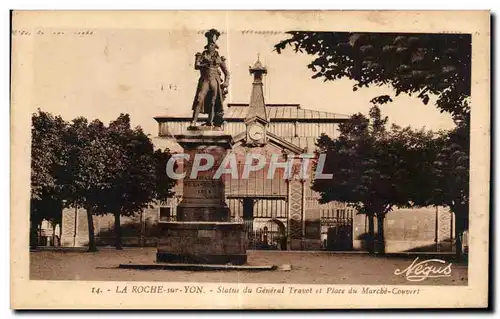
[30,248,467,285]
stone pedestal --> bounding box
[156,129,247,265]
[156,222,247,264]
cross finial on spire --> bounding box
[246,56,269,125]
[249,54,267,84]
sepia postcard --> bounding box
[11,10,490,309]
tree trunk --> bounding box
[86,207,97,252]
[376,214,386,255]
[454,221,462,261]
[114,211,123,250]
[454,205,468,261]
[30,216,40,250]
[367,215,375,254]
[139,211,145,247]
[51,223,56,247]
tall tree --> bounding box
[32,111,177,251]
[432,119,470,259]
[61,118,117,252]
[99,114,134,250]
[30,110,68,248]
[313,106,436,254]
[103,114,175,250]
[276,32,471,257]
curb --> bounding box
[118,263,279,271]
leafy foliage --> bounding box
[277,31,472,257]
[31,111,176,251]
[275,32,471,119]
[432,118,470,257]
[100,114,176,249]
[31,110,68,202]
[59,117,116,251]
[433,118,470,210]
[99,114,154,249]
[313,106,438,253]
[30,110,68,247]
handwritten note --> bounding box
[12,29,94,36]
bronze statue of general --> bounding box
[190,29,230,128]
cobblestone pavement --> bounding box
[30,248,467,285]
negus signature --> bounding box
[394,257,453,282]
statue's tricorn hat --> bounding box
[204,28,221,49]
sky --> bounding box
[30,28,455,137]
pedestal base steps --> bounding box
[156,221,247,265]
